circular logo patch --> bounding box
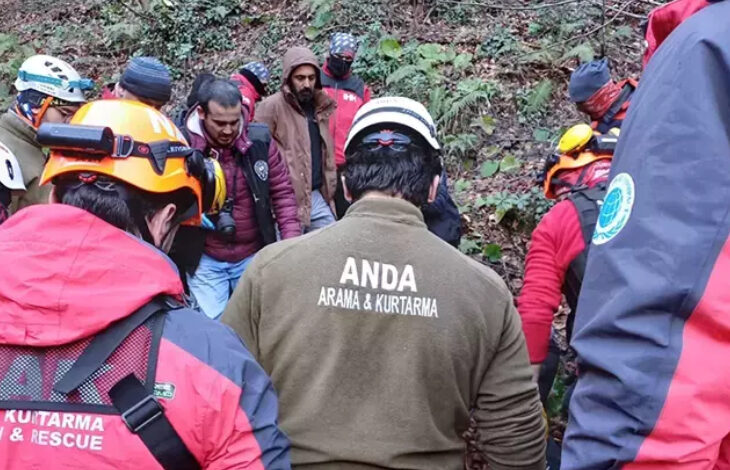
[254,160,268,181]
[592,172,635,246]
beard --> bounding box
[295,87,314,104]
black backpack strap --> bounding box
[110,374,201,470]
[247,122,272,148]
[53,298,170,395]
[601,84,634,128]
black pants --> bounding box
[334,167,350,219]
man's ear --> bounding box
[197,105,206,120]
[342,175,353,203]
[427,173,441,204]
[49,186,59,203]
[146,203,178,251]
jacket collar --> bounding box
[2,109,38,147]
[345,196,426,228]
[185,107,252,156]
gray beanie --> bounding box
[119,57,172,104]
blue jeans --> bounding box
[306,189,335,233]
[187,253,255,320]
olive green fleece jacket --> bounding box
[0,110,50,212]
[223,197,546,470]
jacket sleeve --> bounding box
[517,201,583,363]
[203,326,291,469]
[474,289,546,470]
[267,139,302,239]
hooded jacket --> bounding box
[185,108,301,263]
[562,4,730,468]
[642,0,715,68]
[255,47,337,227]
[0,110,50,211]
[0,204,290,469]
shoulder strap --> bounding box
[247,122,271,149]
[601,84,634,128]
[55,298,201,470]
[110,374,200,470]
[569,184,606,245]
[53,298,169,394]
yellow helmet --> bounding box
[38,99,216,225]
[207,158,227,215]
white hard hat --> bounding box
[0,142,25,191]
[14,55,92,103]
[345,96,440,154]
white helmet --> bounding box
[0,142,25,191]
[14,55,92,103]
[345,96,440,154]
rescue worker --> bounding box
[518,124,616,469]
[0,99,290,469]
[562,4,730,468]
[568,58,637,134]
[320,32,371,218]
[0,54,91,211]
[0,142,24,224]
[256,46,337,232]
[223,97,547,469]
[230,61,270,120]
[520,124,615,400]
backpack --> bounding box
[0,297,200,469]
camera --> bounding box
[216,198,236,241]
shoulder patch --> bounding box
[254,160,268,181]
[593,172,635,246]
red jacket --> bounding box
[185,111,301,263]
[517,199,586,363]
[643,0,711,68]
[0,204,290,468]
[321,63,371,167]
[230,73,261,121]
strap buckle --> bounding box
[121,395,164,433]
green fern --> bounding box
[521,79,553,117]
[439,79,499,132]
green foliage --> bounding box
[499,154,521,173]
[443,133,479,163]
[561,43,595,62]
[0,33,34,107]
[481,187,554,227]
[379,37,403,59]
[519,79,554,118]
[306,0,335,39]
[483,243,503,262]
[480,160,499,178]
[459,237,482,255]
[130,0,241,75]
[434,79,499,132]
[454,178,472,194]
[480,26,519,58]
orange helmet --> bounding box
[39,99,214,225]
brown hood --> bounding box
[281,46,335,117]
[282,46,322,89]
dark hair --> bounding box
[343,128,442,207]
[198,79,242,113]
[186,73,216,108]
[55,177,195,238]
